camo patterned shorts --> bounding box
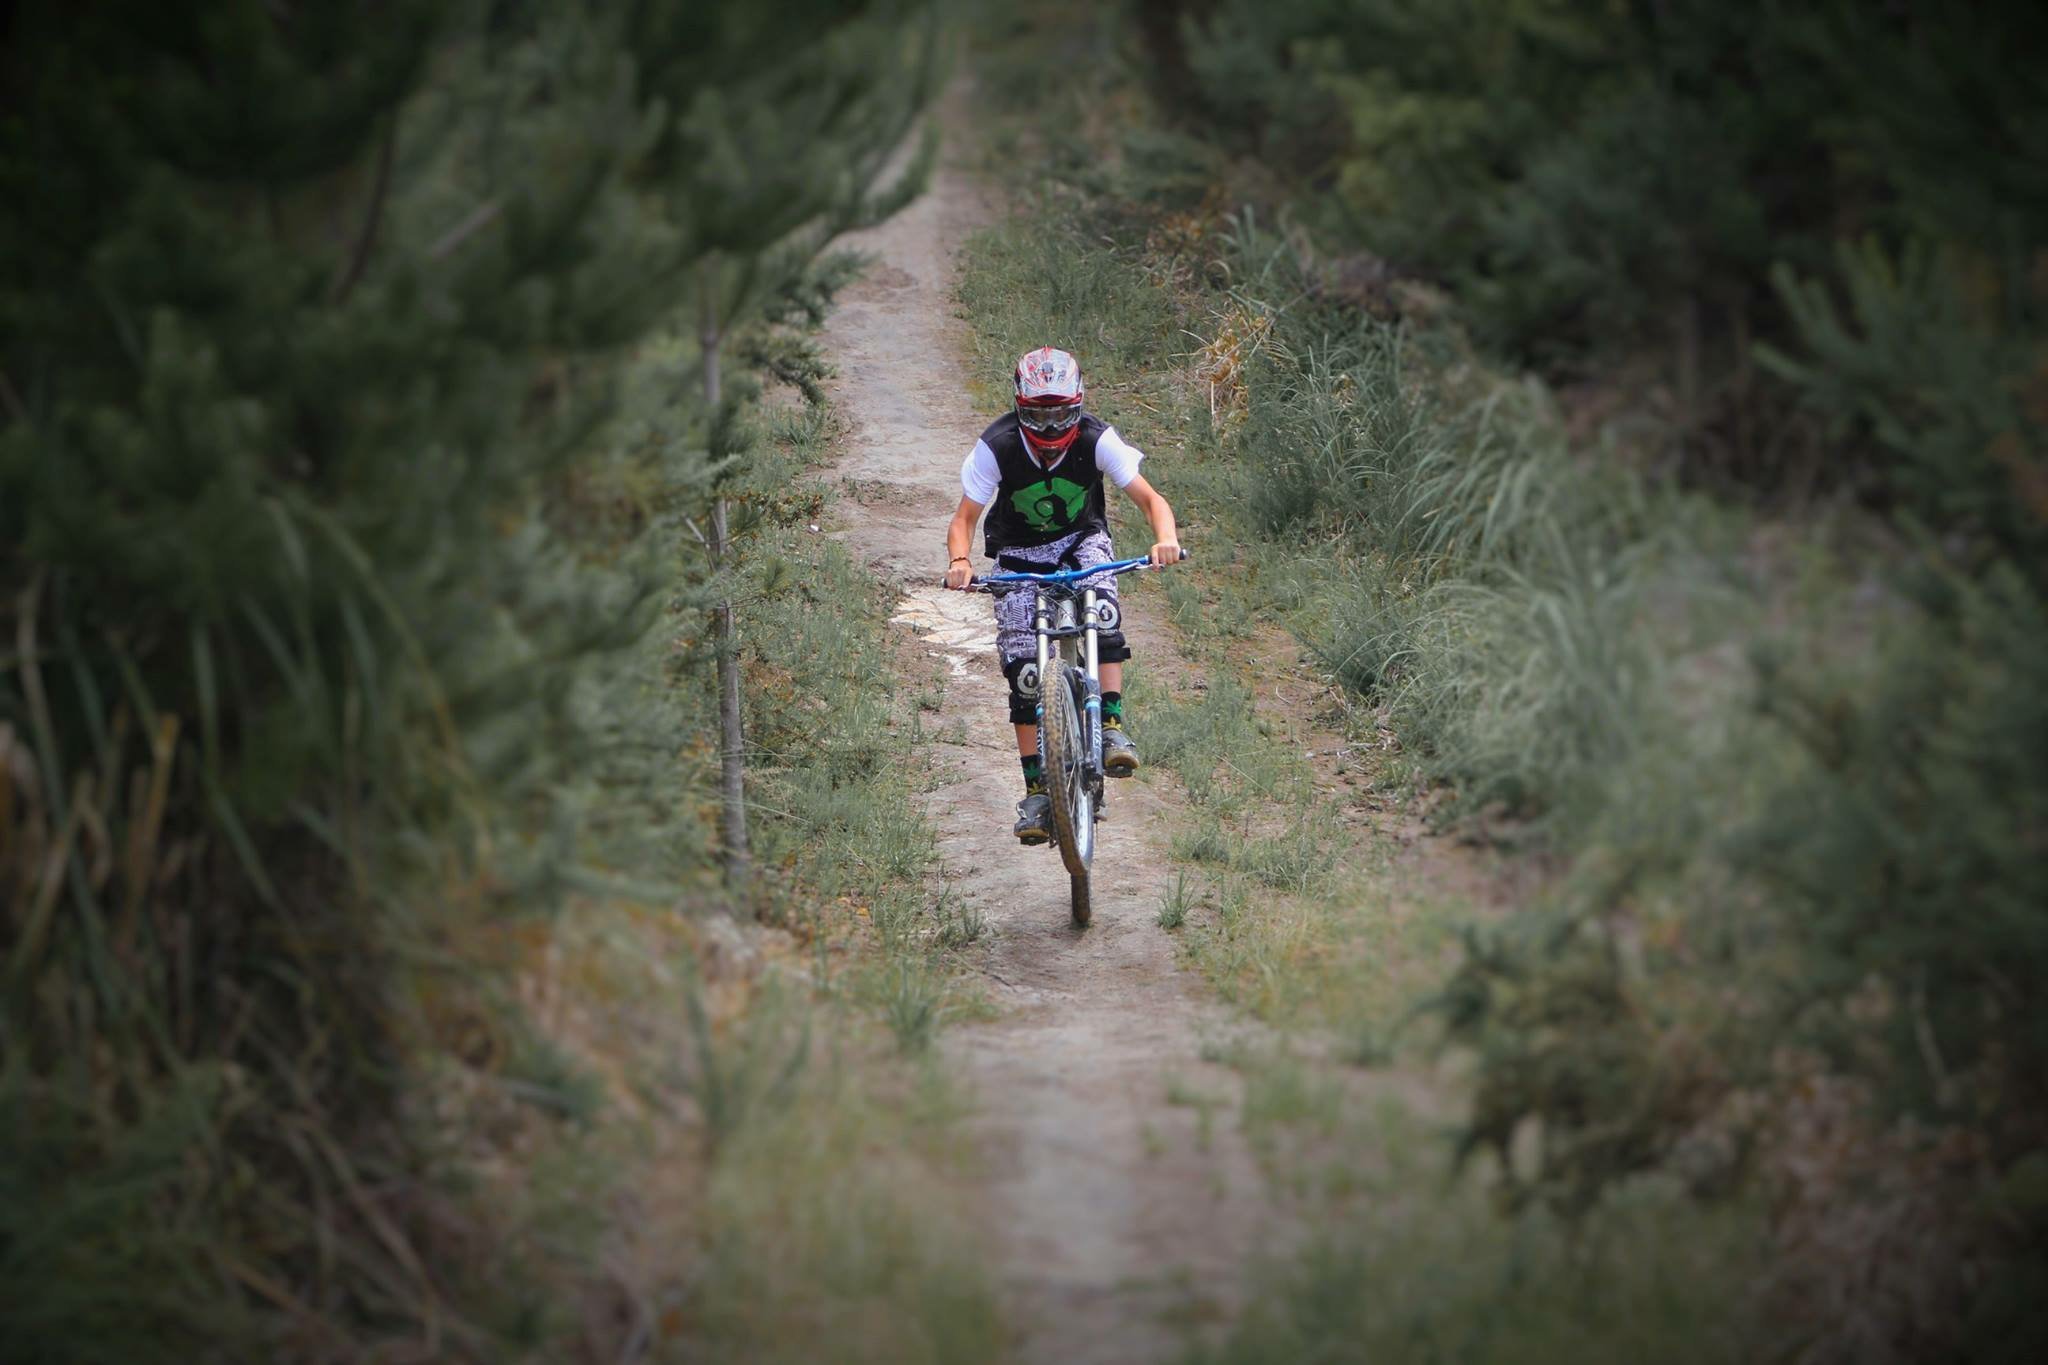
[989,528,1129,668]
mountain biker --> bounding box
[943,346,1183,844]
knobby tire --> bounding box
[1043,660,1093,927]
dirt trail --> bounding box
[820,144,1278,1361]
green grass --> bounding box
[1157,871,1193,929]
[953,43,1788,1354]
[360,385,1008,1363]
[1194,1189,1757,1365]
[520,389,1006,1360]
[881,959,947,1055]
[963,6,2048,1358]
[1236,1048,1343,1152]
[680,1056,1002,1364]
[1164,573,1256,642]
[1119,659,1370,1028]
[1174,1049,1761,1364]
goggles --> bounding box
[1017,399,1082,436]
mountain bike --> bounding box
[968,553,1183,927]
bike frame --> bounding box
[966,554,1177,924]
[978,556,1155,800]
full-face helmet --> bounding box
[1014,346,1084,462]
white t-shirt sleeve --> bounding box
[1095,426,1146,488]
[960,439,1001,504]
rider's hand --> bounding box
[944,557,974,590]
[1148,541,1183,568]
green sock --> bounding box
[1102,691,1123,726]
[1021,754,1043,791]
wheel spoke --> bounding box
[1045,664,1093,878]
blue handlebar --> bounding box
[977,555,1157,587]
[974,552,1187,589]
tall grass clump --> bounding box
[1186,218,1732,836]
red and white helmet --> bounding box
[1014,346,1084,462]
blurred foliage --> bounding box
[1194,1170,1754,1365]
[966,0,2048,1351]
[0,0,939,1357]
[1170,0,2048,503]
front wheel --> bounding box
[1042,662,1094,922]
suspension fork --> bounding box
[1080,586,1103,779]
[1034,587,1051,753]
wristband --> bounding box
[949,556,971,565]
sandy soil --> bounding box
[819,142,1283,1363]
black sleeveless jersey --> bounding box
[978,412,1112,556]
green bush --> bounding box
[1172,0,2048,501]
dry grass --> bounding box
[1195,303,1274,435]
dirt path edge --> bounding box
[818,126,1278,1365]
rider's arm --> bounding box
[946,439,1001,588]
[1120,475,1181,566]
[1096,429,1181,567]
[945,495,985,588]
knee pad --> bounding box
[1006,644,1129,725]
[1003,657,1040,725]
[1094,595,1131,663]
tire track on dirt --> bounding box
[819,132,1278,1365]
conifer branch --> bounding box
[0,366,26,425]
[330,118,397,305]
[429,199,503,261]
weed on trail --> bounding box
[883,959,948,1055]
[936,893,989,948]
[1158,871,1193,929]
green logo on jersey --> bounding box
[1009,476,1089,532]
